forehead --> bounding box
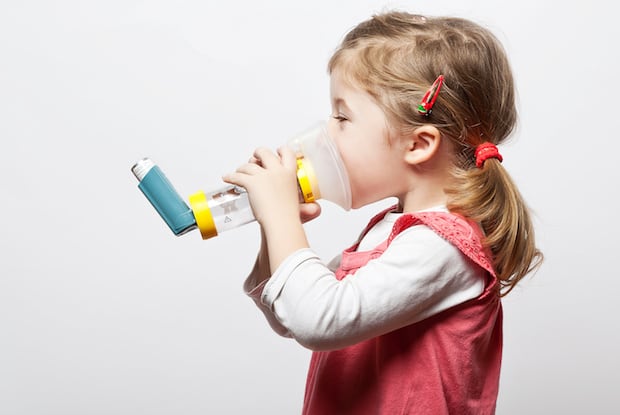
[329,67,365,100]
[331,68,385,114]
[330,69,390,127]
[329,62,403,139]
[329,74,365,113]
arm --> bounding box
[224,147,321,335]
[258,225,486,351]
[252,227,271,286]
[243,229,291,338]
[244,207,321,338]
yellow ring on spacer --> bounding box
[188,191,218,240]
[296,158,315,203]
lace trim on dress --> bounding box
[390,212,496,277]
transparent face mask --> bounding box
[286,121,352,210]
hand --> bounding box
[223,146,300,228]
[224,146,315,271]
[300,202,321,223]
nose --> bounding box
[326,119,339,145]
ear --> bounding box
[403,125,442,165]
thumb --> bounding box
[299,202,322,223]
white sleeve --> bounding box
[243,258,293,338]
[243,251,342,338]
[246,225,486,351]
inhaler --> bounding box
[131,122,351,240]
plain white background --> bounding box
[1,1,618,413]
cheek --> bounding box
[333,147,360,196]
[340,152,376,206]
[336,145,362,182]
[333,138,354,172]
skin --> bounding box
[222,67,455,279]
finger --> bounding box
[253,147,280,168]
[222,163,262,185]
[278,146,298,171]
[222,171,242,186]
[235,162,263,175]
[299,202,322,223]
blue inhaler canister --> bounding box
[131,158,197,235]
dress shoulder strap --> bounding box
[388,212,496,278]
[347,205,398,251]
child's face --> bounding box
[328,69,411,209]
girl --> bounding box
[224,11,543,415]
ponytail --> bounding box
[447,158,543,295]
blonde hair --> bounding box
[329,11,542,295]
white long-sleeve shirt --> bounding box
[244,208,486,351]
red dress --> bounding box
[302,210,502,415]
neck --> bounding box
[398,165,453,213]
[398,188,448,213]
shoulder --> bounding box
[391,211,475,241]
[362,222,487,316]
[384,221,472,271]
[390,211,495,277]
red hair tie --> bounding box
[475,142,503,168]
